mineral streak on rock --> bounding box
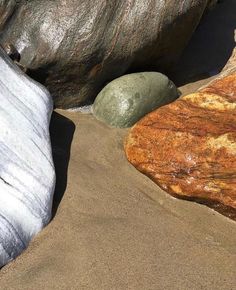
[125,73,236,219]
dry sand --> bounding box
[0,1,236,289]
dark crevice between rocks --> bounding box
[168,0,236,86]
[27,68,50,86]
[50,111,75,219]
[27,62,57,87]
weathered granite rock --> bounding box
[125,72,236,219]
[0,47,55,267]
[0,0,211,108]
[0,0,15,31]
[93,72,179,128]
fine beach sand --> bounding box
[0,1,236,289]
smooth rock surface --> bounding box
[0,47,55,267]
[125,72,236,219]
[0,0,211,108]
[93,72,179,128]
[0,0,15,31]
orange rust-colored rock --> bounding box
[125,73,236,219]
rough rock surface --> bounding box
[0,0,211,108]
[93,72,179,128]
[0,47,55,267]
[0,0,15,31]
[125,72,236,219]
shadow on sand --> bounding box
[169,0,236,85]
[50,111,75,218]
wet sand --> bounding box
[0,1,236,289]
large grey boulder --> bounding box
[0,0,211,108]
[0,0,15,31]
[93,72,179,128]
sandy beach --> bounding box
[0,108,235,289]
[0,1,236,289]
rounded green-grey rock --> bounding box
[92,72,179,128]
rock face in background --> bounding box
[125,72,236,219]
[93,72,179,128]
[0,0,15,31]
[0,48,55,267]
[0,0,212,108]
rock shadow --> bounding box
[50,111,75,218]
[169,0,236,86]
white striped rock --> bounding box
[0,47,55,267]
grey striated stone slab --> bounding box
[0,47,55,267]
